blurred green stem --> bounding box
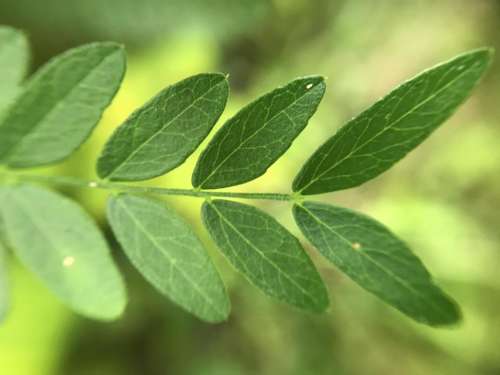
[0,171,293,201]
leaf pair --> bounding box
[97,74,325,187]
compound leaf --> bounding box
[0,185,127,320]
[0,42,126,167]
[202,199,329,312]
[193,76,325,189]
[97,73,229,181]
[293,201,460,326]
[0,26,30,114]
[107,194,230,323]
[293,48,493,194]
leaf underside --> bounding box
[107,194,230,323]
[0,42,126,168]
[97,73,229,181]
[202,199,329,312]
[293,201,460,326]
[193,76,326,189]
[0,185,127,321]
[293,48,493,195]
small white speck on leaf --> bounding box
[351,242,362,250]
[306,83,314,90]
[63,256,75,267]
[88,181,98,188]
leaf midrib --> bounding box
[105,77,225,179]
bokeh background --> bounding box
[1,1,499,374]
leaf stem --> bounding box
[0,171,293,201]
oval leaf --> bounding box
[0,26,30,114]
[293,48,493,195]
[0,42,126,167]
[97,73,229,181]
[0,185,127,320]
[193,76,325,189]
[293,201,460,326]
[0,241,9,322]
[202,199,329,312]
[107,194,230,323]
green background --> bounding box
[0,1,499,374]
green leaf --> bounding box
[97,73,229,181]
[0,185,127,321]
[293,49,493,195]
[293,201,460,326]
[193,76,325,189]
[107,194,230,323]
[0,26,30,114]
[202,199,329,312]
[0,241,9,322]
[0,42,126,168]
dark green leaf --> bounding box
[107,194,230,322]
[1,185,127,321]
[293,201,460,326]
[202,199,329,312]
[193,76,325,189]
[0,241,8,322]
[0,26,29,114]
[0,42,126,167]
[97,73,229,181]
[293,49,493,194]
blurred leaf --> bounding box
[202,199,329,312]
[97,73,229,181]
[107,194,230,323]
[293,201,460,326]
[0,185,127,321]
[0,241,8,322]
[193,76,325,189]
[293,49,493,195]
[0,26,29,114]
[0,42,125,167]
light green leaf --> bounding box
[97,73,229,181]
[193,76,325,189]
[0,42,126,167]
[0,241,9,322]
[293,201,460,326]
[107,194,230,322]
[0,26,30,114]
[293,48,493,195]
[0,185,127,321]
[202,199,329,312]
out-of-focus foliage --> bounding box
[0,1,499,374]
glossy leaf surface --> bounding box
[202,199,329,312]
[193,76,325,188]
[98,73,229,181]
[293,49,492,194]
[294,201,460,326]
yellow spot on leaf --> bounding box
[63,256,75,267]
[351,242,362,250]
